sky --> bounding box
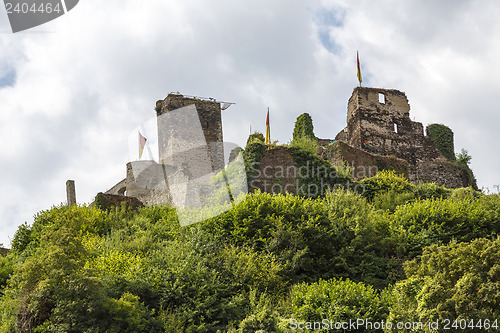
[1,0,499,247]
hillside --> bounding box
[1,169,499,332]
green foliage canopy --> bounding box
[292,113,316,142]
[389,238,500,332]
[426,123,455,161]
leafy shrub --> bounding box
[390,195,500,258]
[280,278,391,332]
[388,238,500,331]
[292,113,316,142]
[372,189,415,212]
[426,123,455,161]
[0,255,13,295]
[246,132,265,146]
[3,185,500,332]
[243,141,266,185]
[414,182,451,200]
[235,290,279,333]
[11,204,113,255]
[360,170,415,201]
[290,136,319,155]
[205,191,397,288]
[288,147,352,198]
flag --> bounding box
[139,132,147,159]
[357,51,362,85]
[265,109,270,144]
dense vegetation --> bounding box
[292,113,316,143]
[1,168,499,332]
[426,124,455,161]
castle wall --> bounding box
[337,87,467,188]
[319,140,409,180]
[251,147,298,194]
[124,161,172,206]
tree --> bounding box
[456,148,472,166]
[388,238,500,332]
[292,113,316,143]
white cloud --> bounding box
[0,0,499,247]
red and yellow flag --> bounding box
[357,51,362,85]
[265,109,270,144]
[139,132,147,159]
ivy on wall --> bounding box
[426,124,456,161]
[288,147,352,198]
[243,133,266,189]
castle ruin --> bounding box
[106,93,227,207]
[334,87,469,188]
[104,86,472,207]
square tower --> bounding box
[343,87,440,165]
[156,93,225,173]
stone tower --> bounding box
[336,87,467,187]
[156,93,225,173]
[340,87,440,164]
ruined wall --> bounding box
[414,160,468,188]
[342,87,441,164]
[335,87,468,188]
[319,140,409,180]
[251,147,298,194]
[123,161,172,206]
[105,94,227,208]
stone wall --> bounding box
[319,140,409,180]
[414,159,468,188]
[95,193,145,211]
[335,87,468,188]
[157,94,224,172]
[250,147,298,194]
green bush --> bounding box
[280,278,391,332]
[414,182,451,200]
[204,191,397,288]
[246,132,265,146]
[372,189,415,212]
[292,113,316,142]
[360,170,415,201]
[455,149,478,190]
[0,255,13,295]
[388,238,500,331]
[427,123,455,161]
[290,136,319,155]
[3,184,500,332]
[390,194,500,258]
[288,147,352,198]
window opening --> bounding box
[379,93,386,104]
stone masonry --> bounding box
[105,87,470,208]
[106,93,226,207]
[335,87,467,188]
